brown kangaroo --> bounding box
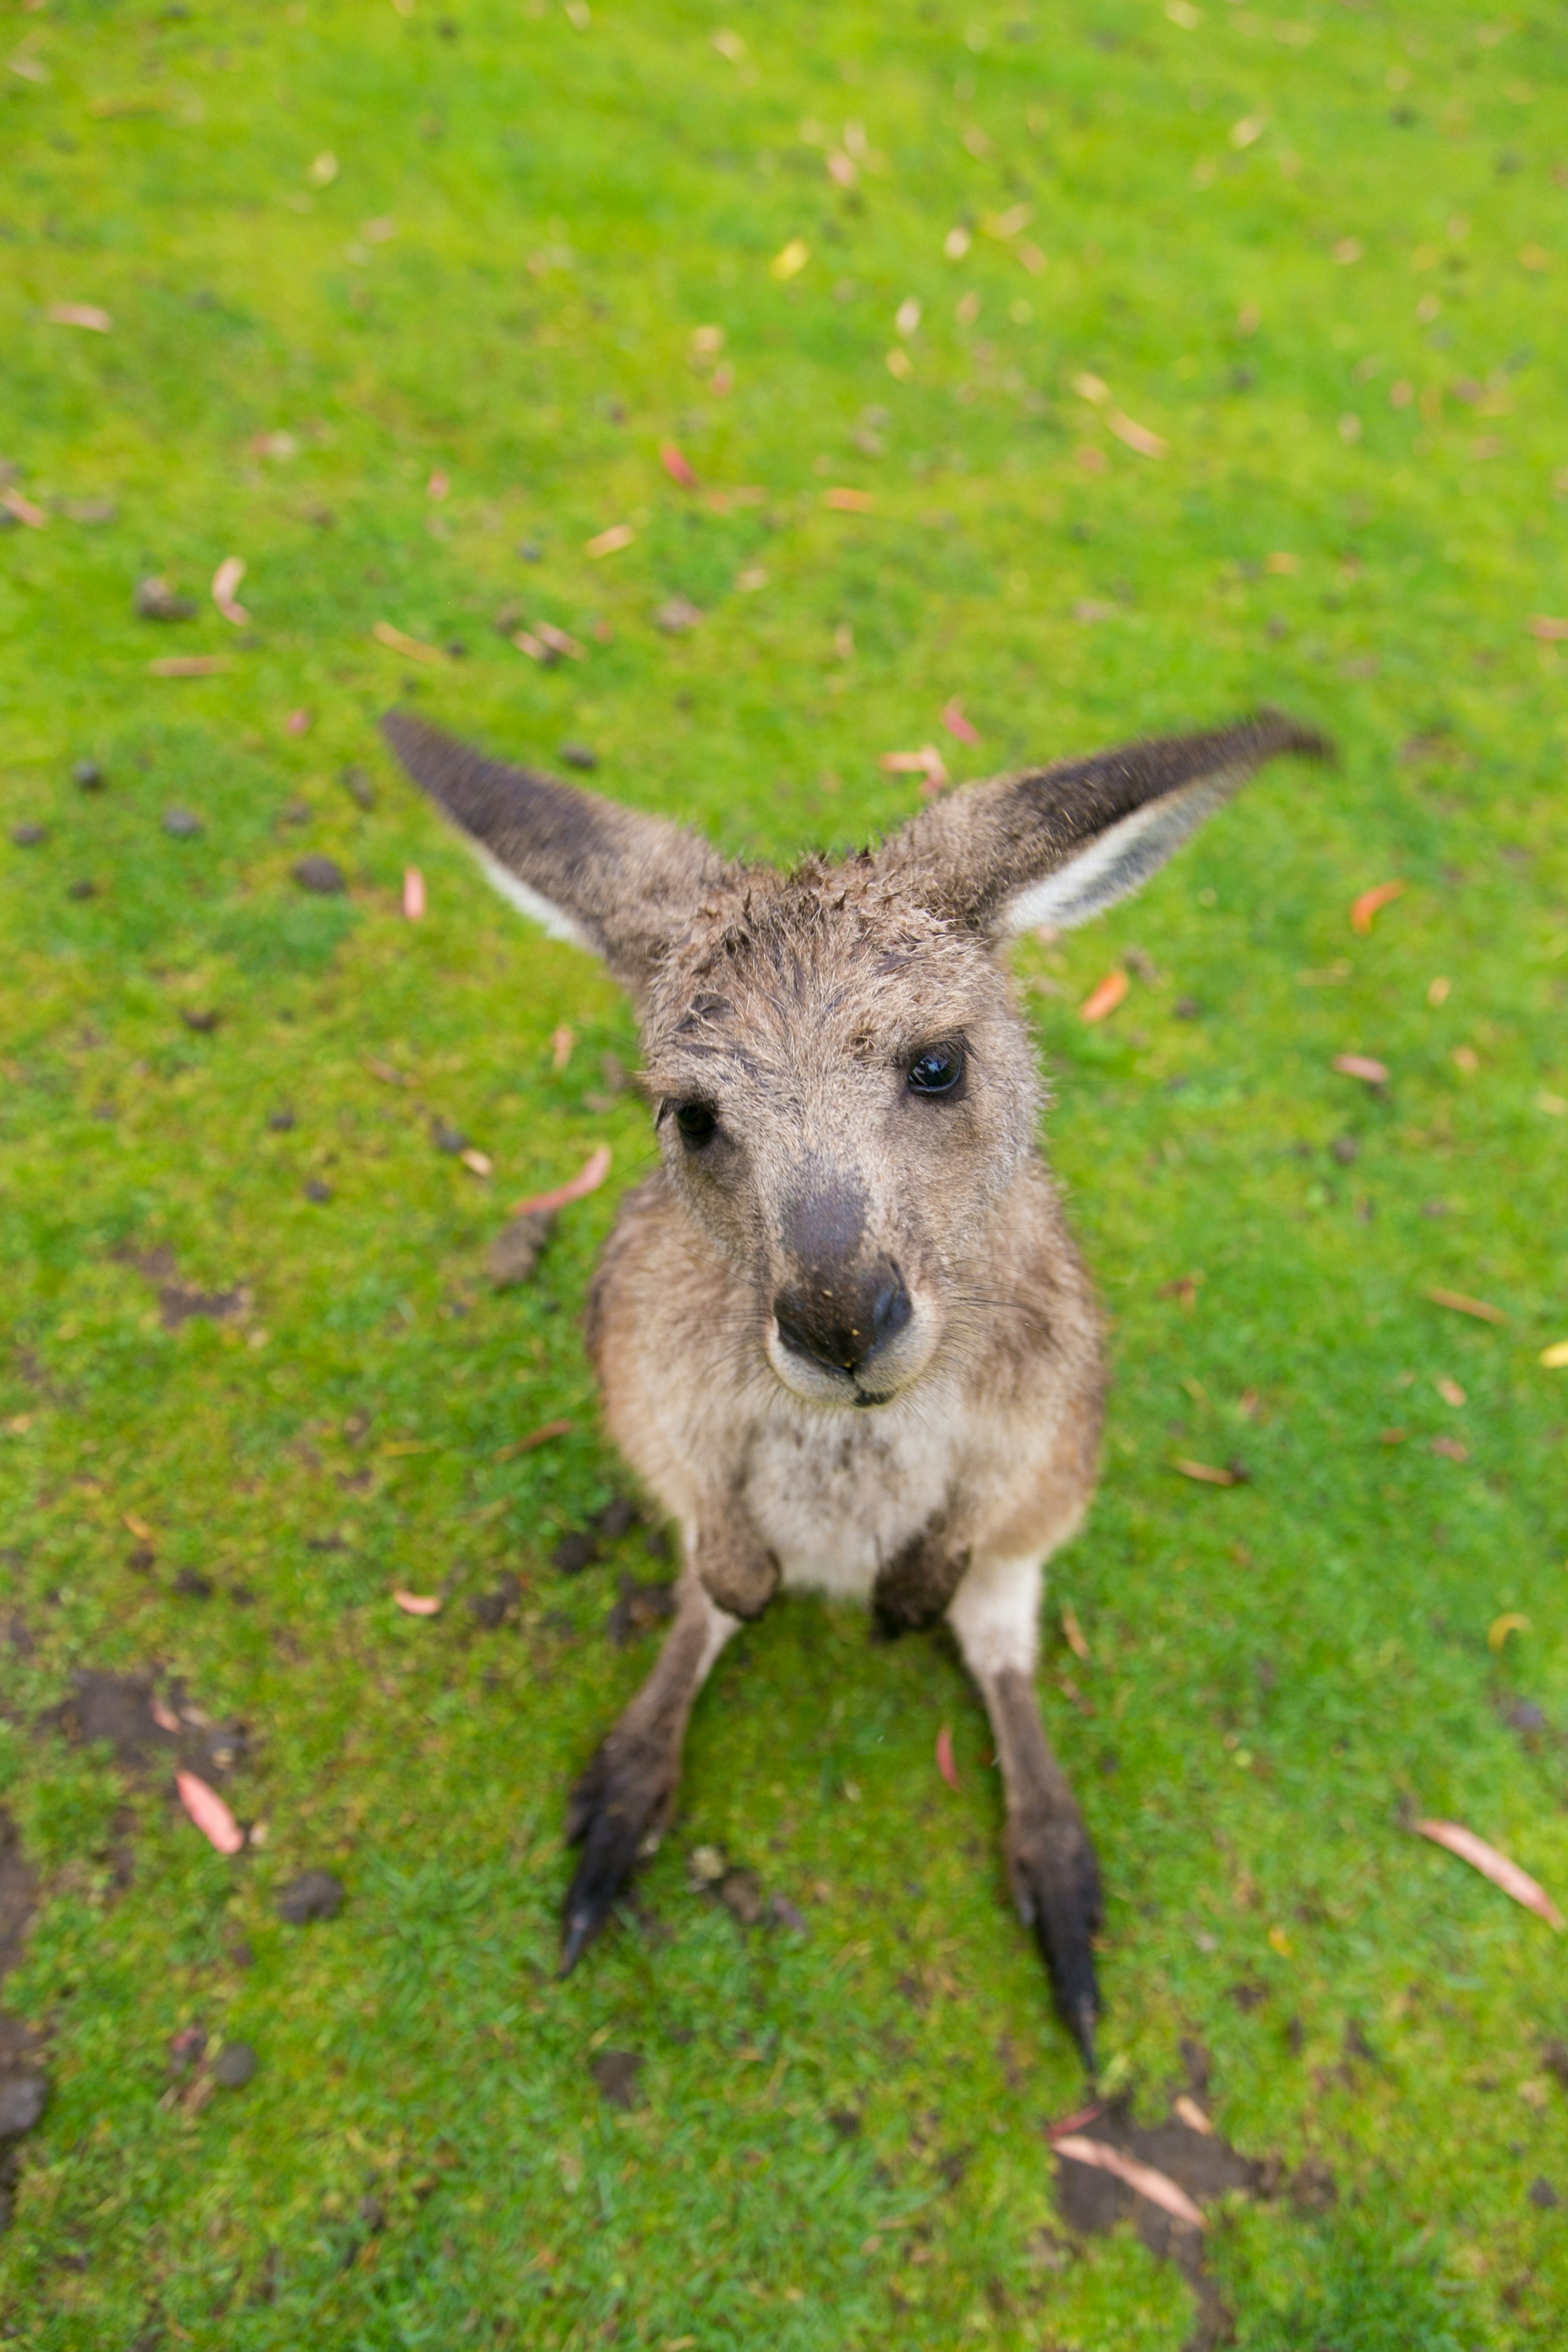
[383,707,1326,2066]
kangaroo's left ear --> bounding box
[877,710,1331,940]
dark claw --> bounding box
[1009,1812,1104,2071]
[558,1734,674,1977]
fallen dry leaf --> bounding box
[148,655,229,678]
[823,486,875,512]
[1107,410,1167,459]
[1540,1340,1568,1369]
[211,555,249,625]
[48,302,112,332]
[1528,615,1568,642]
[1350,878,1405,934]
[1430,1435,1468,1462]
[587,524,636,559]
[1073,372,1109,406]
[1161,1272,1204,1311]
[770,237,810,280]
[660,442,697,489]
[124,1510,155,1542]
[372,619,444,665]
[551,1024,574,1073]
[511,1143,612,1219]
[1172,1458,1238,1487]
[459,1147,492,1178]
[935,1724,959,1790]
[393,1590,442,1617]
[1079,969,1129,1023]
[494,1417,573,1460]
[880,746,948,790]
[514,620,585,665]
[1488,1612,1529,1653]
[1053,2137,1205,2229]
[1415,1819,1563,1931]
[176,1771,245,1856]
[1425,1286,1507,1326]
[1435,1376,1466,1408]
[941,698,980,745]
[1174,2095,1213,2136]
[1061,1604,1090,1662]
[1,488,46,529]
[402,867,426,920]
[1046,2101,1105,2142]
[1333,1053,1389,1085]
[151,1697,181,1734]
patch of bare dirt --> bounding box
[1049,2062,1303,2352]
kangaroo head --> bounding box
[383,711,1327,1409]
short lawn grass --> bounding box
[2,1,1567,2344]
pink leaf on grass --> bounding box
[1,488,47,530]
[941,698,981,745]
[1415,1820,1564,1930]
[211,555,249,625]
[393,1589,442,1617]
[660,442,697,489]
[1333,1052,1389,1085]
[1053,2136,1205,2227]
[1349,879,1404,934]
[49,302,112,333]
[1080,970,1129,1023]
[402,867,426,920]
[935,1724,959,1790]
[176,1771,244,1856]
[510,1144,611,1219]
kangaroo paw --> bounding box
[1007,1805,1104,2070]
[559,1734,676,1975]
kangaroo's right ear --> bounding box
[381,713,728,1003]
[877,710,1330,941]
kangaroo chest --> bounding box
[741,1402,959,1600]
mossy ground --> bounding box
[2,1,1567,2344]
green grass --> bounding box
[2,0,1567,2342]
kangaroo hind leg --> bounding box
[560,1567,737,1972]
[948,1554,1103,2070]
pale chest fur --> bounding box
[741,1385,968,1599]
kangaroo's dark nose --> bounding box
[773,1262,912,1377]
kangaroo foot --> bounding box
[1007,1801,1103,2069]
[559,1731,677,1974]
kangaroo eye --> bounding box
[907,1045,965,1096]
[674,1101,718,1144]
